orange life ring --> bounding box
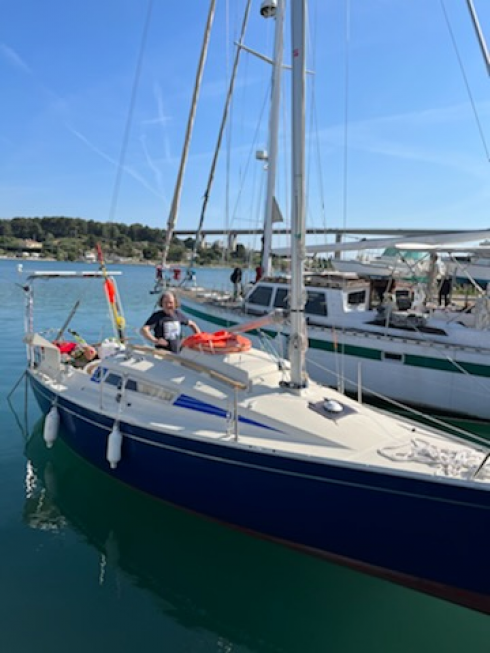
[182,330,252,355]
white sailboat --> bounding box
[179,224,490,422]
[174,4,490,424]
[330,246,431,281]
[23,0,490,615]
[445,250,490,288]
[329,241,490,291]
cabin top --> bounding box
[261,271,368,289]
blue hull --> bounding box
[29,373,490,614]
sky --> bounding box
[2,0,490,252]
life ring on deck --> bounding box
[181,330,252,355]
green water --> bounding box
[2,259,489,652]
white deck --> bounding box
[31,345,490,486]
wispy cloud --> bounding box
[151,81,172,164]
[140,133,167,203]
[137,81,172,205]
[0,43,31,74]
[320,100,490,175]
[66,123,167,201]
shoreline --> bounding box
[0,255,231,269]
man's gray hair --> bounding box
[159,290,178,307]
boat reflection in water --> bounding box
[23,421,488,652]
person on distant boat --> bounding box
[255,265,264,284]
[141,291,200,353]
[372,277,395,305]
[230,266,243,300]
[438,276,452,307]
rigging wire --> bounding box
[341,0,351,235]
[440,0,490,161]
[228,87,270,238]
[307,0,328,257]
[190,0,253,269]
[107,0,154,224]
[334,0,352,393]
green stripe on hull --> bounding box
[183,303,278,338]
[309,337,381,360]
[182,303,490,379]
[404,354,490,377]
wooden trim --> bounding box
[131,345,248,390]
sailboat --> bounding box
[330,245,432,281]
[179,227,490,423]
[175,2,490,425]
[23,0,490,615]
[328,240,490,291]
[445,249,490,288]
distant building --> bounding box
[23,239,43,252]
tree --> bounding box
[0,221,12,237]
[142,244,160,260]
[168,243,186,262]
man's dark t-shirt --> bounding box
[144,309,189,353]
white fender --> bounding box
[106,423,122,469]
[43,405,59,449]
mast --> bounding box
[190,0,253,269]
[288,0,308,389]
[161,0,216,269]
[261,0,285,277]
[466,0,490,76]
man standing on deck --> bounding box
[141,291,200,353]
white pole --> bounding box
[357,363,362,404]
[261,0,285,277]
[288,0,308,390]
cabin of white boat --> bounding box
[241,271,413,325]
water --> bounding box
[1,258,489,652]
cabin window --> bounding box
[305,291,327,316]
[247,286,273,308]
[273,288,289,309]
[382,352,405,363]
[105,373,123,389]
[33,347,44,368]
[347,290,367,306]
[90,366,106,383]
[122,377,175,401]
[126,378,138,392]
[137,382,176,401]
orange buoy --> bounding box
[104,278,116,303]
[182,330,252,355]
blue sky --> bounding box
[2,0,490,251]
